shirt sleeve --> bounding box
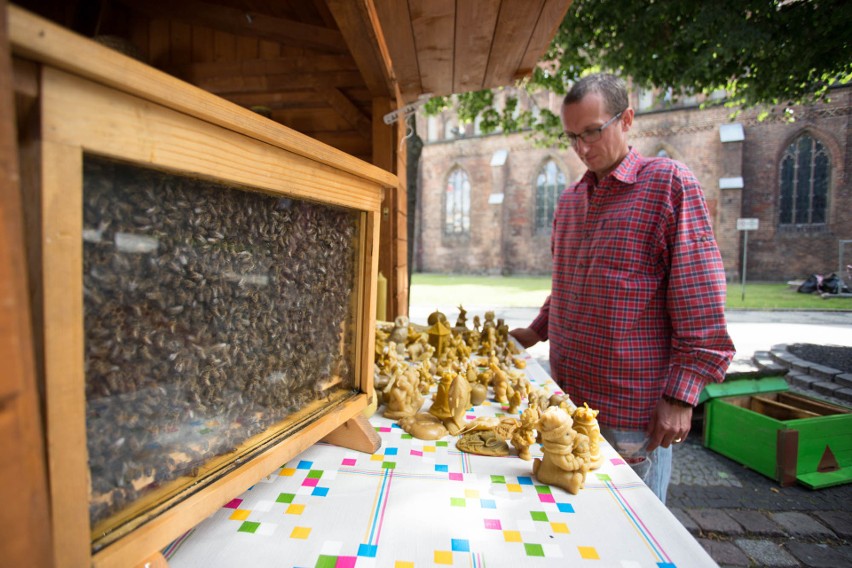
[663,164,736,405]
[529,295,551,341]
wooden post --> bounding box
[0,1,54,565]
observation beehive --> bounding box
[11,7,391,566]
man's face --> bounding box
[561,92,632,181]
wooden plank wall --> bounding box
[0,0,54,564]
[125,17,373,163]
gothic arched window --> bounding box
[445,167,471,235]
[535,159,566,232]
[779,134,830,226]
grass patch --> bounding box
[410,274,851,311]
[410,274,551,308]
[726,282,850,310]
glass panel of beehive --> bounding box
[82,155,360,530]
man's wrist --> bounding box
[662,394,693,408]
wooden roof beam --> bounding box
[192,70,365,96]
[117,0,348,53]
[318,87,372,140]
[223,89,370,111]
[165,55,357,84]
[325,0,395,99]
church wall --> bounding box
[416,87,851,282]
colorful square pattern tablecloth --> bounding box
[166,354,717,568]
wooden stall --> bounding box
[0,1,572,566]
[9,0,572,322]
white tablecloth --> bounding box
[166,352,717,567]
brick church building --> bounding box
[413,86,851,283]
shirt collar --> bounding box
[578,146,641,189]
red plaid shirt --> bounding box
[530,148,734,429]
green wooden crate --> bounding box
[702,379,852,489]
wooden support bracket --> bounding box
[321,414,381,454]
[776,429,799,487]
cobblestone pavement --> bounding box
[668,428,852,568]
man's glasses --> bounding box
[559,110,625,146]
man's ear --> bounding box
[621,108,635,130]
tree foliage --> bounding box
[425,0,852,140]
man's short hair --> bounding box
[563,73,628,116]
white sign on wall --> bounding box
[736,218,759,231]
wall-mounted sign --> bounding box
[736,218,759,231]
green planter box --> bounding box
[702,379,852,489]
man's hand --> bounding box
[646,398,692,451]
[509,327,542,349]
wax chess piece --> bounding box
[512,406,540,461]
[572,403,604,470]
[490,361,511,405]
[389,315,410,345]
[455,304,468,330]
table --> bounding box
[166,352,717,567]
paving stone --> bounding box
[734,538,799,567]
[768,512,835,538]
[836,388,852,404]
[724,509,786,537]
[836,373,852,388]
[788,384,851,409]
[786,542,852,568]
[790,358,814,373]
[811,510,852,539]
[771,350,796,367]
[669,507,700,534]
[752,351,788,374]
[787,370,821,390]
[813,380,846,397]
[807,363,842,380]
[686,509,745,536]
[697,538,750,567]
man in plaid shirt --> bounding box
[511,74,734,503]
